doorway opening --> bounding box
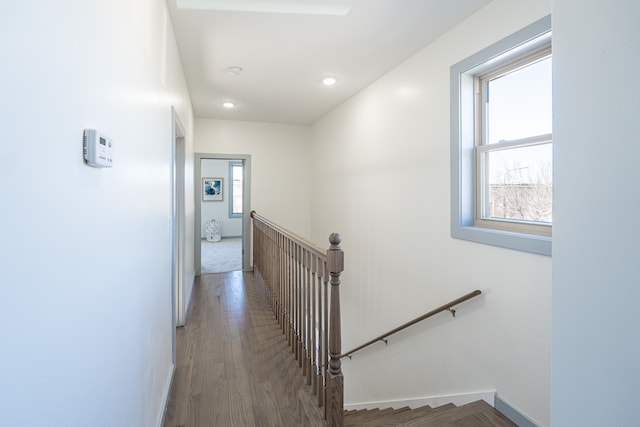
[195,153,251,276]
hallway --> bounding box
[164,271,325,426]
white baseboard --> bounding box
[495,394,540,427]
[156,363,176,427]
[344,390,496,411]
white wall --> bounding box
[200,159,242,237]
[0,1,194,425]
[552,0,640,425]
[310,0,551,425]
[195,119,313,238]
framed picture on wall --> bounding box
[203,177,223,201]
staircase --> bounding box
[344,400,516,426]
[247,212,518,427]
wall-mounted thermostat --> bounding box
[83,129,113,168]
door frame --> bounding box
[195,153,251,275]
[171,108,187,354]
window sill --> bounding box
[451,223,551,256]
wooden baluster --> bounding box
[287,238,292,341]
[265,227,270,304]
[269,228,274,310]
[273,232,277,311]
[270,228,275,305]
[287,239,293,349]
[255,223,260,277]
[282,237,287,335]
[297,243,303,366]
[280,235,285,330]
[296,243,301,358]
[327,233,344,427]
[301,247,306,368]
[317,256,325,407]
[301,248,308,377]
[310,254,318,394]
[298,246,303,366]
[277,235,285,327]
[252,221,257,277]
[322,260,329,417]
[292,241,298,355]
[305,249,312,384]
[307,249,313,378]
[264,226,269,290]
[289,242,297,355]
[277,234,280,310]
[304,250,311,385]
[273,231,277,308]
[257,224,263,284]
[274,232,279,318]
[287,239,292,348]
[277,232,282,319]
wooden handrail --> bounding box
[341,290,482,359]
[251,210,327,258]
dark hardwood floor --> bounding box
[163,271,326,427]
[163,270,516,426]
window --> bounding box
[451,16,552,255]
[476,45,552,235]
[229,161,243,218]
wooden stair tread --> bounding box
[343,400,517,427]
[379,403,455,427]
[343,408,381,425]
[344,408,396,426]
[344,406,411,427]
[345,403,449,427]
[438,400,517,427]
[398,400,516,427]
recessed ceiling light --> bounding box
[228,66,243,75]
[322,77,337,86]
[222,101,235,108]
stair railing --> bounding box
[341,290,482,359]
[251,211,344,427]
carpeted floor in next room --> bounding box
[201,237,242,274]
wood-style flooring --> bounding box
[164,270,517,426]
[163,271,326,427]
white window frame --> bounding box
[475,44,552,236]
[228,161,243,218]
[450,15,552,256]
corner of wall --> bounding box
[495,394,540,427]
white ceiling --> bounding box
[167,0,491,124]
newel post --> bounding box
[327,233,344,427]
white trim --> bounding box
[156,363,176,427]
[228,160,243,219]
[195,153,252,274]
[344,390,496,411]
[171,107,187,329]
[495,394,541,427]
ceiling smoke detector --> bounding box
[227,66,243,75]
